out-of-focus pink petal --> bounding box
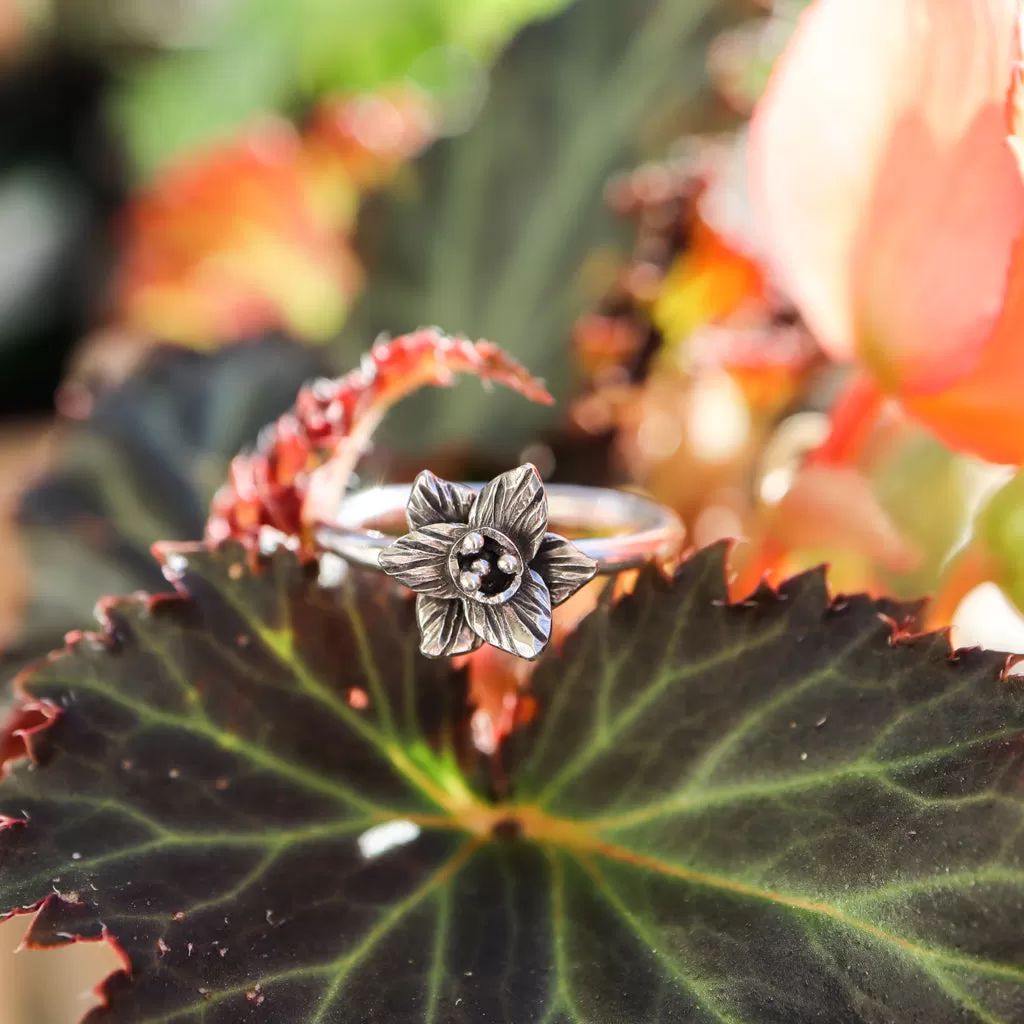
[854,102,1024,394]
[772,465,922,573]
[749,0,1024,391]
[902,235,1024,464]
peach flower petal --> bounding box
[750,0,1023,392]
[902,235,1024,464]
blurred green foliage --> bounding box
[873,431,971,599]
[109,0,573,178]
[344,0,744,453]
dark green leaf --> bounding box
[3,543,1024,1022]
[11,338,329,661]
[342,0,745,453]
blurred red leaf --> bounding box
[114,119,357,346]
[302,87,435,227]
[206,328,553,559]
[112,89,435,348]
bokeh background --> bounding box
[2,0,1022,1019]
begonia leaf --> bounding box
[3,544,1024,1022]
[10,339,329,666]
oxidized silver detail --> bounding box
[497,552,520,575]
[447,526,524,607]
[459,532,485,555]
[459,570,482,593]
[378,464,598,660]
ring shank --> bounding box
[315,483,683,574]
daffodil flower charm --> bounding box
[378,464,598,659]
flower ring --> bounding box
[378,465,596,659]
[317,464,685,660]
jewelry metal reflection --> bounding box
[378,464,597,660]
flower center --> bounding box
[449,529,523,604]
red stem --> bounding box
[807,372,886,468]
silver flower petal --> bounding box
[532,532,598,605]
[468,463,547,561]
[406,470,477,530]
[378,522,462,597]
[416,595,481,657]
[463,569,551,659]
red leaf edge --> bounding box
[204,328,554,562]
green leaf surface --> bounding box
[3,544,1024,1022]
[342,0,744,454]
[10,339,329,665]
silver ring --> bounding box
[315,464,683,661]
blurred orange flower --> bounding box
[114,119,357,347]
[750,0,1024,463]
[652,215,765,345]
[113,89,434,348]
[302,87,435,229]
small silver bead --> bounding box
[470,558,491,576]
[459,571,482,593]
[459,532,485,555]
[497,552,520,574]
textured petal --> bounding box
[378,523,461,597]
[468,464,547,560]
[901,235,1024,464]
[415,595,481,657]
[406,470,476,530]
[532,532,598,606]
[749,0,1024,392]
[464,569,552,660]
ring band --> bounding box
[316,464,683,660]
[319,484,681,574]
